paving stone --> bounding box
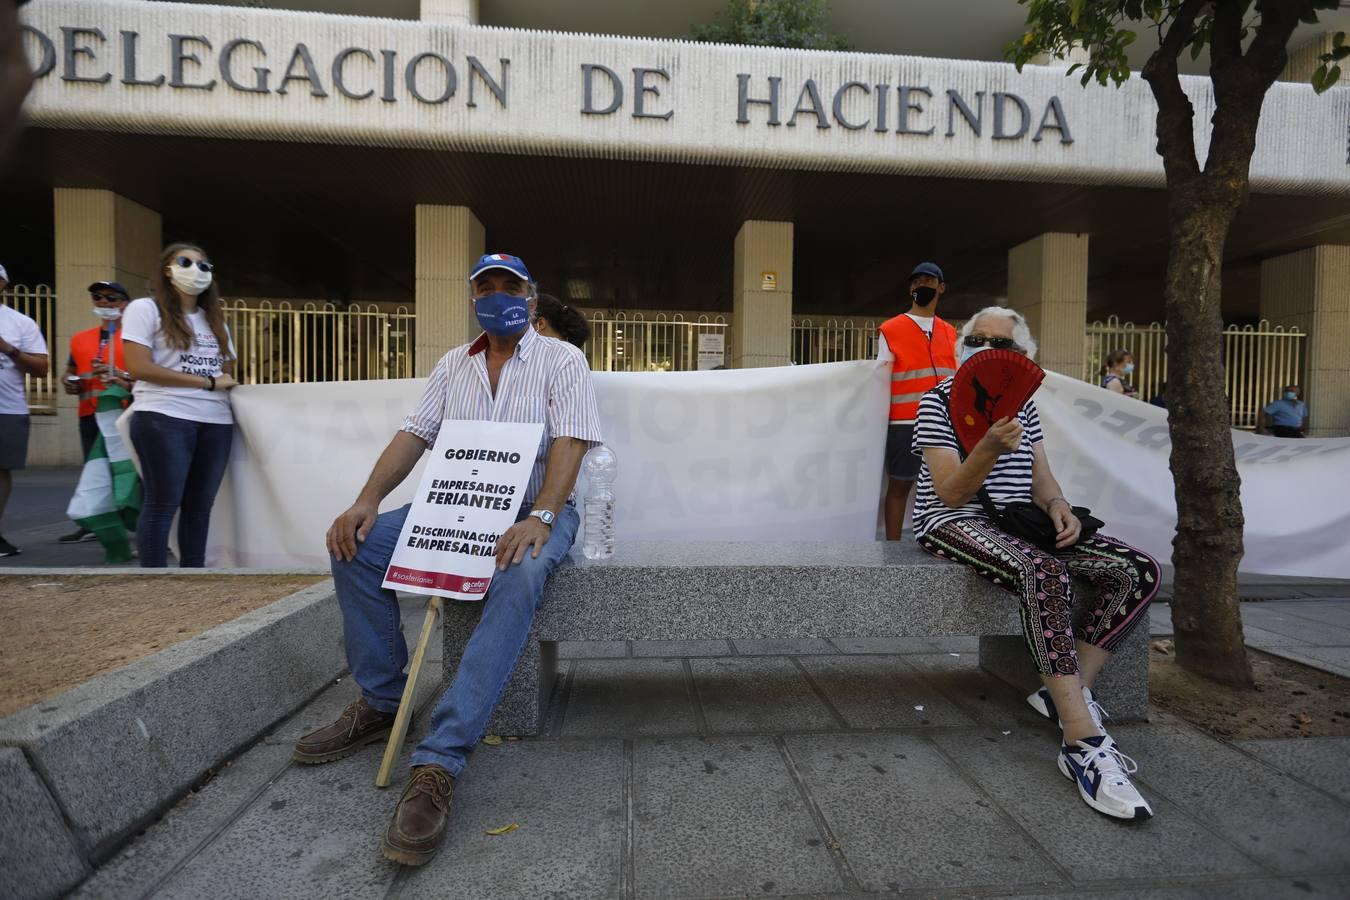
[1242,625,1317,649]
[928,728,1262,882]
[1255,645,1350,679]
[632,736,843,899]
[730,638,838,655]
[690,658,839,734]
[1115,725,1350,875]
[926,635,981,653]
[560,659,698,738]
[400,740,624,900]
[0,747,88,900]
[631,640,733,658]
[151,750,400,900]
[557,640,630,659]
[784,732,1052,891]
[1235,737,1350,805]
[1149,604,1174,636]
[796,656,975,729]
[1272,602,1350,630]
[1238,608,1350,647]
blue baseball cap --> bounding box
[469,253,532,283]
[909,262,944,282]
[88,280,130,299]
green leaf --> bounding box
[1312,64,1328,93]
[1120,29,1137,47]
[1069,0,1086,26]
[1324,66,1342,91]
[1190,38,1205,61]
[1066,62,1083,76]
[1081,68,1094,87]
[1332,46,1350,62]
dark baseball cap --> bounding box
[88,281,130,299]
[908,262,944,282]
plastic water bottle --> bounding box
[582,445,617,559]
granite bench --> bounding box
[441,542,1150,735]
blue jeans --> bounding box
[129,411,233,568]
[331,502,579,775]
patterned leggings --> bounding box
[918,517,1160,677]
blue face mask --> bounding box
[1284,391,1298,401]
[473,292,530,337]
[959,344,993,366]
[1123,362,1135,375]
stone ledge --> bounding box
[0,580,345,882]
[0,747,87,900]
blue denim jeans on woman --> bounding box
[332,502,579,775]
[128,411,233,568]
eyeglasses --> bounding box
[174,256,214,273]
[963,335,1021,351]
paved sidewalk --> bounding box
[1151,598,1350,679]
[0,467,108,567]
[66,600,1350,900]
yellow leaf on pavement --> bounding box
[486,823,519,836]
[481,735,503,745]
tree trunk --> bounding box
[1162,182,1254,688]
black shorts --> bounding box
[885,422,921,481]
[0,414,30,470]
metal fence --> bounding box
[1085,316,1306,429]
[790,317,879,365]
[222,300,416,384]
[2,284,58,413]
[585,311,730,372]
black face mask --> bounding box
[911,286,938,307]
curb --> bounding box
[0,580,345,900]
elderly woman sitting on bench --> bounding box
[910,306,1160,822]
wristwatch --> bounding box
[528,509,555,527]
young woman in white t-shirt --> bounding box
[122,243,238,567]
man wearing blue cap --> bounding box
[295,253,603,865]
[876,262,959,539]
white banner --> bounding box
[382,420,542,601]
[133,361,1350,578]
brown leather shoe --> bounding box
[292,698,410,765]
[382,765,455,866]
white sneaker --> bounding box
[1027,686,1108,735]
[1058,734,1154,821]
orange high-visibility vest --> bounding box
[69,325,126,418]
[878,314,958,422]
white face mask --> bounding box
[92,306,123,321]
[169,265,213,296]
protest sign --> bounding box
[382,420,544,600]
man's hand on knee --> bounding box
[328,499,379,562]
[494,518,551,571]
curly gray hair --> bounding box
[960,306,1038,360]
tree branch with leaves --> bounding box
[1008,0,1342,688]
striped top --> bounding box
[401,326,604,507]
[910,377,1044,539]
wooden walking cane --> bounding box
[375,596,443,788]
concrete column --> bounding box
[421,0,479,25]
[731,220,793,368]
[40,189,161,465]
[415,204,483,376]
[1260,245,1350,437]
[1282,32,1336,83]
[1006,232,1089,378]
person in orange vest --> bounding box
[59,280,134,543]
[877,262,959,540]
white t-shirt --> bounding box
[121,297,234,424]
[0,304,49,415]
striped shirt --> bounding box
[911,377,1044,539]
[401,326,603,507]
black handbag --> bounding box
[975,489,1103,554]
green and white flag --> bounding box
[66,386,140,564]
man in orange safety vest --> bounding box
[877,262,959,540]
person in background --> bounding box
[913,306,1159,822]
[59,281,134,544]
[121,244,238,567]
[531,293,591,349]
[876,262,959,540]
[1258,385,1308,438]
[1148,381,1167,410]
[1100,350,1138,398]
[0,262,51,557]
